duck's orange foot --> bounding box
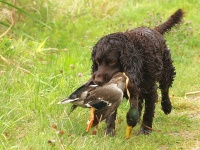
[86,108,95,132]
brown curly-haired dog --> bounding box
[91,9,184,136]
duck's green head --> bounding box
[126,108,139,127]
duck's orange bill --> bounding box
[86,108,95,132]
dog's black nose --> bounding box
[93,73,104,86]
[93,78,104,86]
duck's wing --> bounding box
[85,84,123,109]
[68,81,97,100]
[86,98,111,109]
[58,80,97,105]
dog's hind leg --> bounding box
[159,47,176,114]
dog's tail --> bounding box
[155,9,184,35]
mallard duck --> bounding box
[58,72,128,134]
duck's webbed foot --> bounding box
[86,108,95,132]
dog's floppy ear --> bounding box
[91,44,98,73]
[120,41,143,90]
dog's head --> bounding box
[91,31,143,88]
[91,32,129,85]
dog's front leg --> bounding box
[105,110,117,136]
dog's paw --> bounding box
[105,129,116,136]
[161,100,172,114]
[137,127,152,135]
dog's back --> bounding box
[123,9,184,84]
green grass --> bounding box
[1,0,200,149]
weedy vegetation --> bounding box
[0,0,200,149]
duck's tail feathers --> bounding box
[57,98,79,104]
[155,9,184,35]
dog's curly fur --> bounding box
[91,9,184,135]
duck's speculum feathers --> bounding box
[87,99,110,109]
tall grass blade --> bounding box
[0,0,51,29]
[0,22,34,39]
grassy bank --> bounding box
[0,0,200,149]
